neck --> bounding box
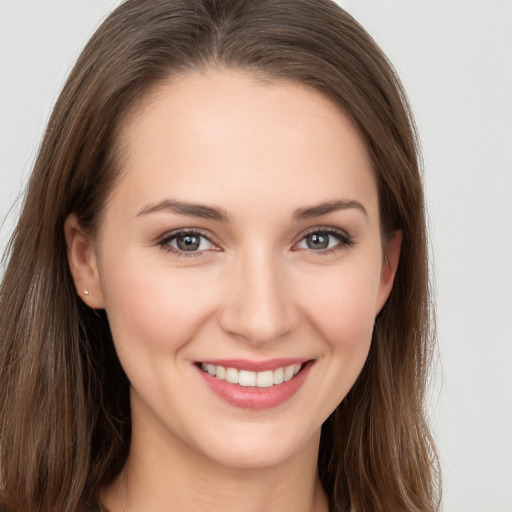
[100,397,328,512]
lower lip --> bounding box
[196,361,313,410]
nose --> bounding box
[218,247,298,345]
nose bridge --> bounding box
[220,243,295,344]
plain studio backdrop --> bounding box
[1,1,511,511]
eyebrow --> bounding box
[136,198,367,222]
[292,199,367,221]
[137,199,229,221]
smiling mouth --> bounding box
[199,362,303,388]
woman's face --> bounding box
[68,70,399,469]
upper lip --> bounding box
[196,358,312,372]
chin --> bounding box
[190,420,321,470]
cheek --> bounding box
[289,260,382,423]
[99,252,217,364]
[299,260,381,352]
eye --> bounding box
[159,230,216,255]
[295,228,353,253]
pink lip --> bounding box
[195,359,314,410]
[199,358,309,372]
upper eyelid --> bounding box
[295,225,351,241]
[300,226,347,235]
[159,227,217,244]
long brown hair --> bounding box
[0,1,440,510]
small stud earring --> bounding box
[83,289,89,296]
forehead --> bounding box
[112,69,377,218]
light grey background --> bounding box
[1,1,511,511]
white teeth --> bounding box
[216,366,226,380]
[239,370,256,387]
[283,365,295,382]
[225,367,239,384]
[273,367,284,385]
[200,363,304,388]
[256,370,274,388]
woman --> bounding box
[0,1,440,511]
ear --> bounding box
[64,214,106,309]
[375,229,402,314]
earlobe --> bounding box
[64,214,105,309]
[375,229,402,314]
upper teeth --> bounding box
[200,363,302,388]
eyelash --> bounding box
[158,228,217,257]
[296,227,354,255]
[157,227,354,257]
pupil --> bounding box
[307,233,329,250]
[177,234,200,251]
